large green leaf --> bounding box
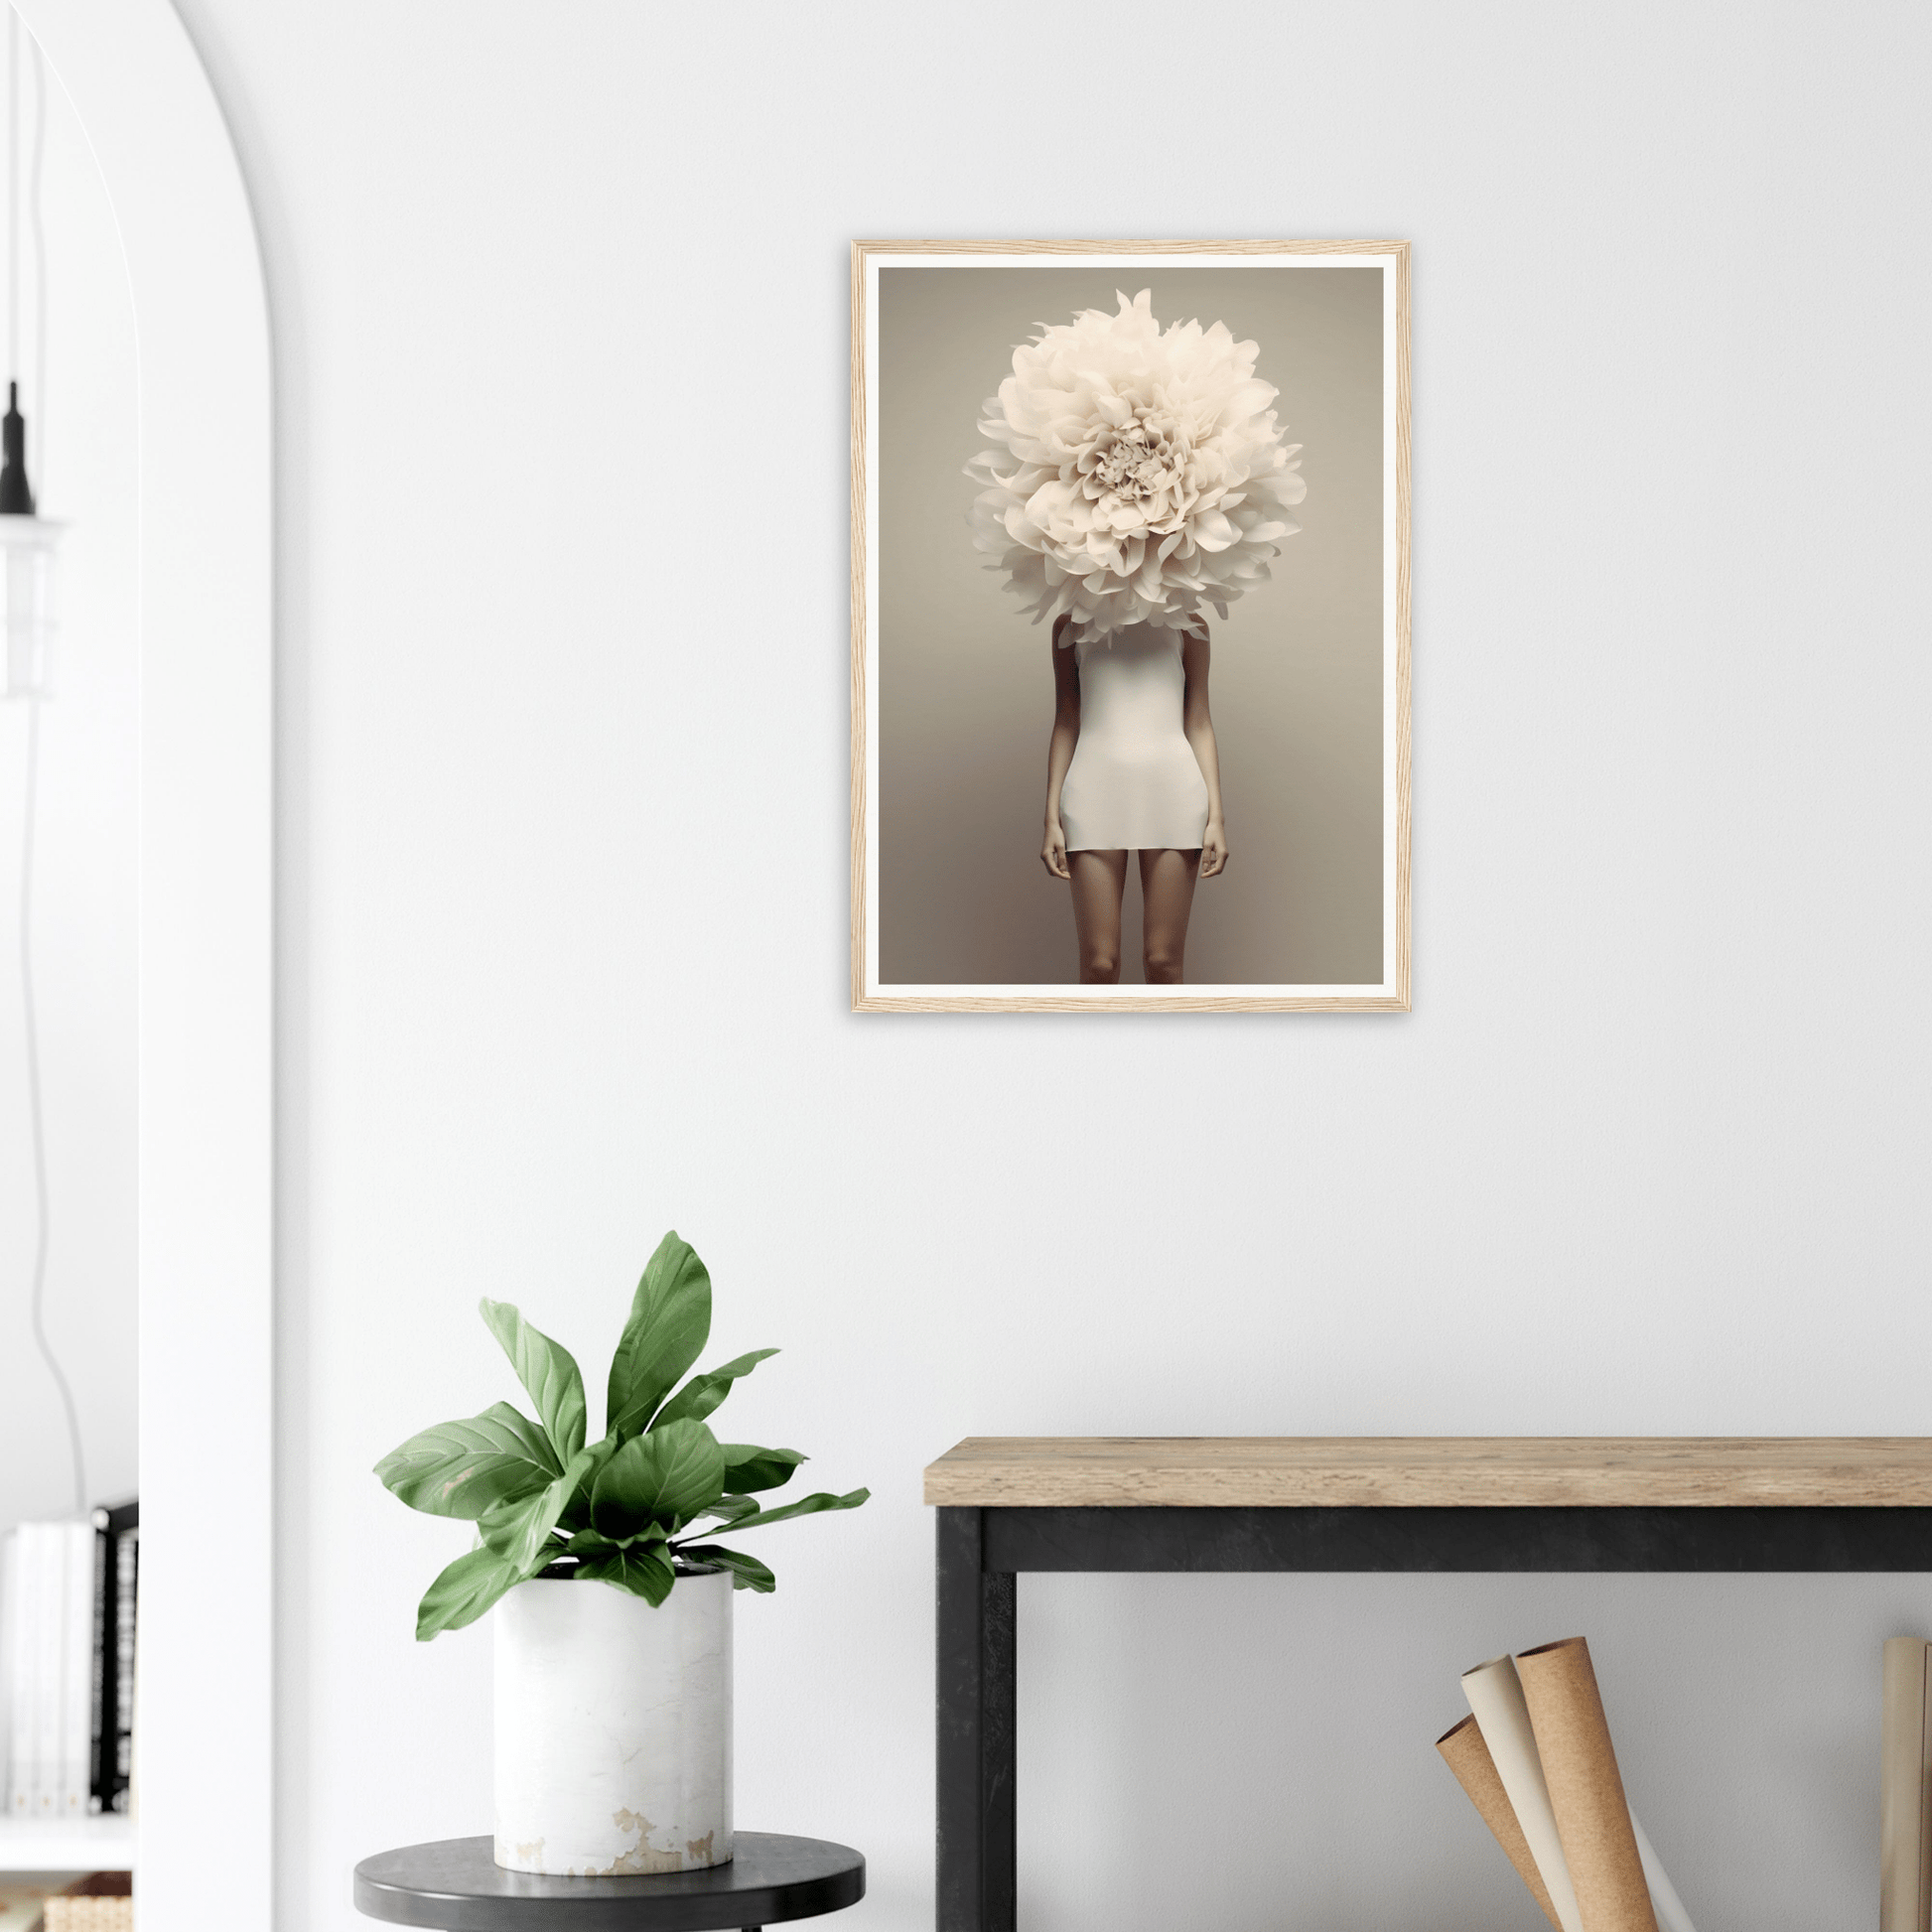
[674,1544,776,1593]
[575,1541,676,1607]
[558,1435,619,1532]
[414,1544,526,1640]
[480,1299,587,1460]
[605,1232,712,1441]
[653,1348,778,1430]
[565,1521,668,1558]
[720,1444,805,1494]
[693,1493,761,1530]
[480,1447,598,1572]
[591,1418,727,1540]
[375,1401,561,1519]
[715,1486,870,1534]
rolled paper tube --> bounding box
[1515,1637,1658,1932]
[1630,1817,1697,1932]
[1437,1713,1564,1931]
[1881,1636,1932,1932]
[1462,1654,1585,1932]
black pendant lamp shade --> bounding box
[0,379,32,515]
[0,375,57,695]
[0,23,61,699]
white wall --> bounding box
[0,36,139,1533]
[162,2,1932,1926]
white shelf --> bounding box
[0,1814,136,1871]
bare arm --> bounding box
[1180,625,1228,878]
[1040,615,1080,879]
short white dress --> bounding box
[1059,623,1209,852]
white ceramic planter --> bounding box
[493,1568,733,1875]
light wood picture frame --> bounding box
[852,239,1410,1013]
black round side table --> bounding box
[353,1835,865,1932]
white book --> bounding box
[0,1529,18,1814]
[5,1527,31,1816]
[9,1526,38,1817]
[33,1514,68,1816]
[14,1526,44,1816]
[29,1524,65,1817]
[60,1523,93,1817]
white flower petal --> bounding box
[967,290,1302,639]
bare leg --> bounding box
[1067,850,1128,983]
[1139,848,1201,984]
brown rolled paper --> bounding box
[1437,1713,1564,1931]
[1879,1636,1932,1932]
[1515,1637,1658,1932]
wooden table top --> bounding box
[922,1438,1932,1508]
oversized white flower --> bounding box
[965,288,1305,646]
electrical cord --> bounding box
[10,10,83,1517]
[28,26,42,490]
[7,13,15,390]
[20,696,85,1516]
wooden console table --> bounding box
[924,1436,1932,1932]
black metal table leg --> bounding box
[936,1507,1016,1932]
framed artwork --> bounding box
[851,239,1410,1013]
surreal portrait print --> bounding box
[851,241,1411,1013]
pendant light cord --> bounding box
[20,697,85,1516]
[9,7,83,1516]
[28,25,42,493]
[7,9,15,385]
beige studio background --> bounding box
[876,262,1385,987]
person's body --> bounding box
[1039,612,1227,985]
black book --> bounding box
[88,1500,137,1815]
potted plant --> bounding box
[375,1231,868,1877]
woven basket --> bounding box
[43,1894,133,1931]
